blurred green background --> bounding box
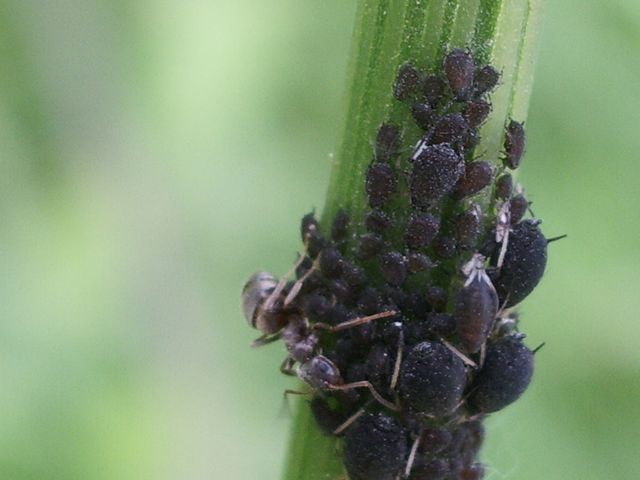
[0,1,638,479]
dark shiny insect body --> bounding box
[443,49,475,98]
[454,255,499,353]
[366,163,397,207]
[454,205,482,251]
[453,161,493,200]
[411,144,464,207]
[467,336,534,413]
[343,413,408,480]
[375,123,401,163]
[490,219,547,307]
[405,214,440,249]
[494,173,513,200]
[394,64,421,100]
[503,120,525,169]
[399,341,467,417]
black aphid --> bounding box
[425,286,448,312]
[399,341,467,417]
[409,458,450,480]
[309,396,348,436]
[331,209,351,242]
[422,74,447,106]
[376,123,401,163]
[365,342,393,391]
[433,235,457,259]
[460,464,485,480]
[419,428,452,456]
[394,64,421,100]
[490,219,547,307]
[454,255,499,353]
[467,336,534,414]
[411,102,434,130]
[430,113,469,147]
[494,173,513,200]
[366,208,393,234]
[319,246,343,278]
[473,65,500,96]
[301,292,331,323]
[342,263,367,289]
[343,413,408,480]
[356,233,386,260]
[503,120,525,169]
[405,214,440,249]
[380,251,408,286]
[454,205,482,250]
[411,144,464,207]
[366,163,397,207]
[509,194,529,225]
[407,252,435,274]
[452,161,494,200]
[300,211,326,257]
[462,100,492,128]
[443,48,475,98]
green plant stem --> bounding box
[282,1,543,478]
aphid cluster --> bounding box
[242,49,556,479]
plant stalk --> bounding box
[282,1,543,478]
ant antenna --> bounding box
[314,310,397,333]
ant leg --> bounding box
[332,407,366,436]
[441,338,477,368]
[264,252,310,312]
[404,430,423,478]
[314,310,397,333]
[327,381,399,412]
[284,258,319,307]
[251,332,282,348]
[280,356,296,376]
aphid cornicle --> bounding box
[399,341,467,417]
[343,413,408,480]
[490,219,548,307]
[454,254,499,353]
[410,144,464,207]
[467,336,534,414]
[503,119,526,169]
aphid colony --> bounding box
[242,49,552,480]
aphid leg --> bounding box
[389,328,404,391]
[314,310,397,333]
[441,338,478,368]
[404,430,423,478]
[328,381,399,412]
[333,407,367,436]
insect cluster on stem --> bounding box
[242,48,559,479]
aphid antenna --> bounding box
[328,381,399,412]
[546,234,568,244]
[403,428,423,479]
[313,309,398,333]
[441,338,478,368]
[532,342,546,354]
[389,325,405,391]
[333,405,368,436]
